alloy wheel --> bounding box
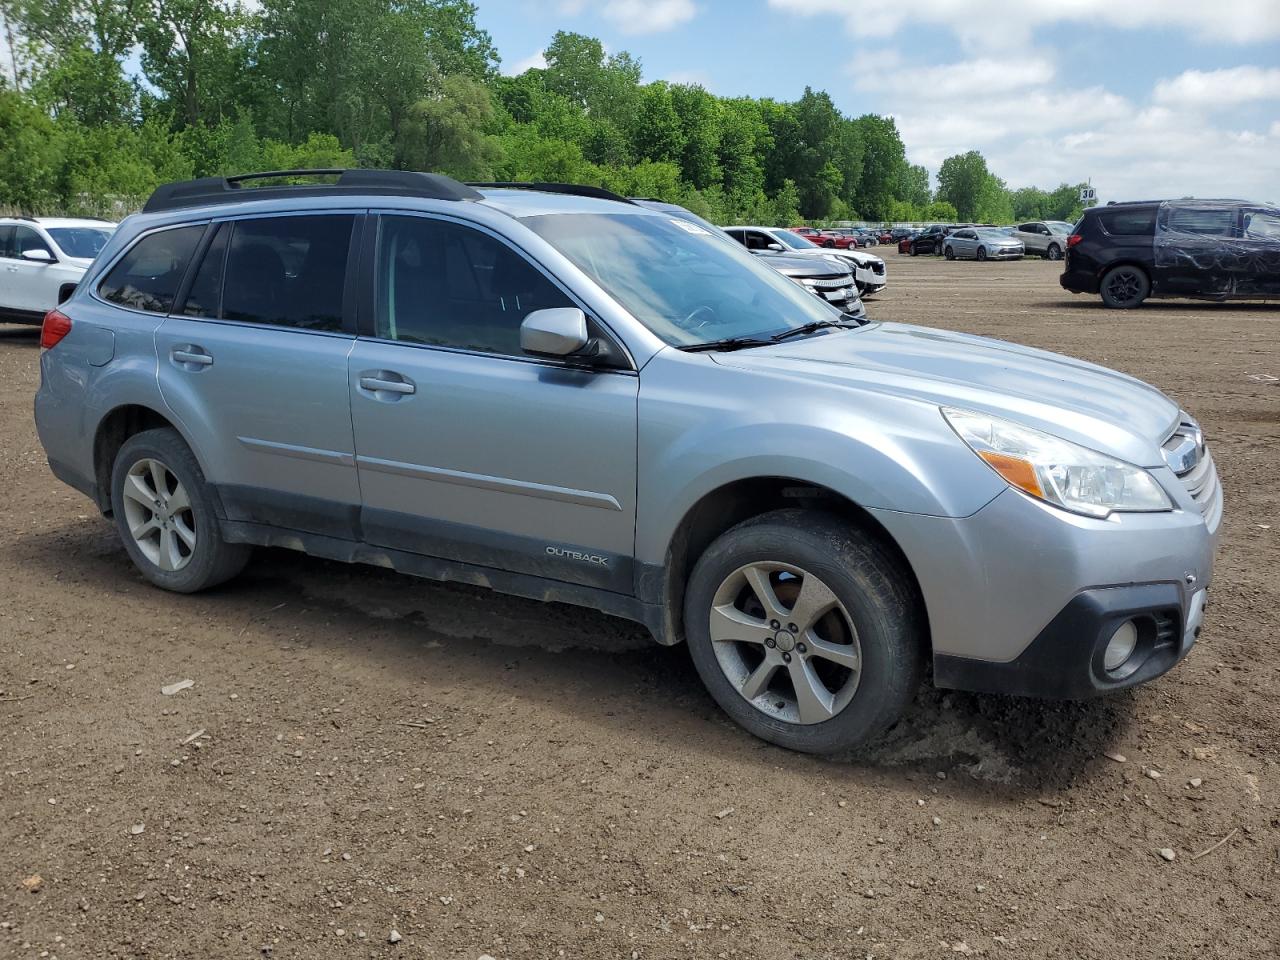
[1105,268,1143,304]
[708,561,862,725]
[120,457,197,572]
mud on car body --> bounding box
[35,171,1222,753]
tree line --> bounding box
[0,0,1087,225]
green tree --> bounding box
[138,0,247,127]
[669,83,721,189]
[630,83,685,163]
[397,73,498,177]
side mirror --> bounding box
[766,243,784,252]
[521,307,590,358]
[21,248,56,264]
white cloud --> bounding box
[665,69,714,88]
[1153,66,1280,106]
[601,0,697,34]
[768,0,1280,48]
[503,48,548,76]
[855,56,1057,98]
[848,50,1280,203]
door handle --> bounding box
[171,347,213,368]
[359,373,415,396]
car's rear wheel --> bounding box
[684,509,924,754]
[1046,243,1062,261]
[111,428,251,593]
[1099,264,1150,309]
[822,239,835,248]
[976,246,988,261]
[909,243,919,256]
[944,245,955,260]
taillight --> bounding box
[41,309,72,349]
[1066,234,1083,248]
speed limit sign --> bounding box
[1080,186,1097,202]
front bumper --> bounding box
[933,582,1206,698]
[868,462,1221,700]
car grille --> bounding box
[1162,416,1221,526]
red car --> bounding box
[789,227,856,249]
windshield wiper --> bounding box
[679,336,776,353]
[769,318,860,342]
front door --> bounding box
[154,213,363,537]
[348,213,639,593]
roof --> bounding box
[475,187,654,219]
[0,216,116,228]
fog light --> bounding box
[1104,620,1139,672]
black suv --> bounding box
[1062,199,1280,308]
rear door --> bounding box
[153,212,363,538]
[1155,203,1244,297]
[1240,207,1280,297]
[347,212,639,592]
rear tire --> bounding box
[1099,264,1150,309]
[910,244,919,256]
[683,509,924,754]
[110,428,251,593]
[944,245,955,260]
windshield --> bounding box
[773,230,819,251]
[976,228,1012,240]
[526,213,840,346]
[47,226,114,259]
[1045,221,1074,234]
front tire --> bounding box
[684,509,924,754]
[976,246,988,261]
[1046,243,1062,261]
[1099,264,1150,309]
[110,428,251,593]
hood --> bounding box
[828,249,883,267]
[755,251,851,279]
[711,322,1179,466]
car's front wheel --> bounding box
[111,428,251,593]
[684,510,924,754]
[1099,264,1150,309]
[976,246,988,261]
[1046,243,1062,261]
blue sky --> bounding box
[476,0,1280,203]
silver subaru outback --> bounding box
[33,170,1222,754]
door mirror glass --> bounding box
[521,307,590,357]
[766,243,784,252]
[21,248,55,263]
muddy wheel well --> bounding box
[659,478,927,648]
[92,405,176,513]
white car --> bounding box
[1010,220,1074,261]
[724,225,888,296]
[0,217,117,325]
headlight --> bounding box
[943,408,1172,518]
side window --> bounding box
[13,225,47,256]
[99,225,204,314]
[745,231,772,251]
[1167,205,1238,238]
[1242,210,1280,241]
[1017,223,1034,232]
[725,229,746,246]
[182,223,228,318]
[0,225,13,259]
[221,214,353,331]
[1098,209,1156,236]
[376,215,573,357]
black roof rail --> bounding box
[467,182,635,204]
[143,169,483,213]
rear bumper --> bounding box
[1060,267,1099,294]
[934,582,1205,699]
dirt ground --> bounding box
[1,254,1277,960]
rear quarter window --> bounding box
[1096,209,1156,236]
[99,225,205,314]
[1166,205,1239,238]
